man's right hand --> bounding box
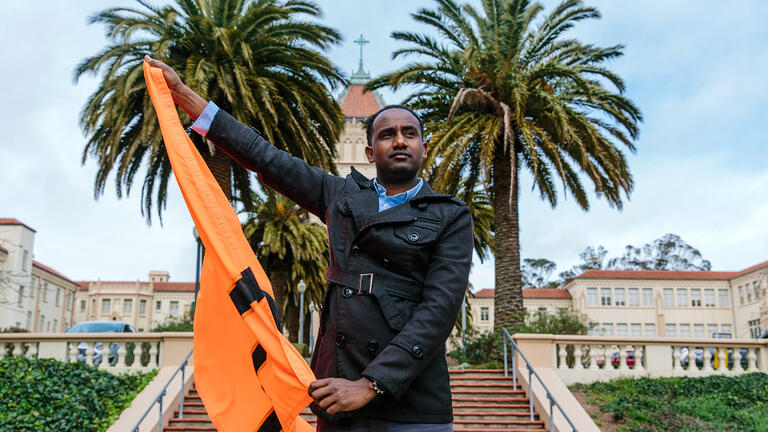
[144,55,207,120]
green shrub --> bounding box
[293,343,309,358]
[0,356,156,432]
[575,373,768,432]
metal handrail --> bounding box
[502,329,578,432]
[133,350,193,432]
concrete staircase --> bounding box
[164,369,545,431]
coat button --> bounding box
[351,244,361,255]
[407,232,420,242]
[411,344,424,359]
[336,334,346,348]
[342,287,354,298]
[367,338,378,352]
[382,258,390,268]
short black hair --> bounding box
[365,105,424,146]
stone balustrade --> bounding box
[513,334,768,386]
[0,332,193,374]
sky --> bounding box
[0,0,766,290]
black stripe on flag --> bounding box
[258,410,282,432]
[252,344,267,374]
[229,268,281,329]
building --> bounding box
[466,260,768,339]
[75,271,195,332]
[0,218,79,332]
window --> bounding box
[665,324,676,337]
[746,319,759,339]
[631,323,642,337]
[644,323,656,337]
[139,299,147,315]
[156,301,162,311]
[677,289,688,307]
[170,301,180,316]
[22,250,29,271]
[721,324,732,337]
[754,281,761,300]
[588,324,599,336]
[718,289,730,307]
[707,324,718,338]
[101,299,111,314]
[749,319,761,339]
[55,288,61,306]
[663,289,674,307]
[616,323,628,336]
[628,288,639,306]
[614,288,626,306]
[31,277,37,298]
[52,319,58,332]
[480,307,489,321]
[26,311,32,330]
[690,289,701,307]
[586,288,597,306]
[679,324,691,338]
[601,288,612,306]
[739,286,745,304]
[747,285,752,302]
[702,289,714,307]
[642,288,653,306]
[17,286,24,306]
[80,300,86,311]
[39,315,45,331]
[42,283,48,302]
[66,293,72,310]
[601,323,614,336]
[123,299,133,314]
[46,321,50,332]
[694,324,704,338]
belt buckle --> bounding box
[358,273,374,295]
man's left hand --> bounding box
[308,378,376,415]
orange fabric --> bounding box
[143,62,315,432]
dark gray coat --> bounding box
[206,109,474,424]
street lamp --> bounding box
[297,280,307,345]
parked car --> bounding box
[65,321,136,365]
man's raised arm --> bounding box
[145,56,344,221]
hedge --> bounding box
[0,357,156,432]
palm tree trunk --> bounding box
[202,148,232,201]
[267,261,288,334]
[493,144,524,330]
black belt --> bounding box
[325,267,423,302]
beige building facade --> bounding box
[0,218,79,332]
[75,271,195,332]
[467,261,768,339]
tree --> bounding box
[75,0,346,222]
[241,187,328,342]
[607,233,712,271]
[521,258,558,288]
[558,245,609,281]
[369,0,641,328]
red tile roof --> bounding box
[0,218,36,232]
[338,85,385,118]
[472,288,571,299]
[577,261,768,281]
[154,282,195,292]
[33,260,76,285]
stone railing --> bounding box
[514,334,768,386]
[0,333,193,374]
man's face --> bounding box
[365,108,427,185]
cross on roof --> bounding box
[354,34,369,71]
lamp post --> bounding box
[297,280,307,345]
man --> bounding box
[146,56,473,431]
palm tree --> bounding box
[242,187,328,342]
[75,0,346,222]
[369,0,642,328]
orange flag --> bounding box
[143,61,316,432]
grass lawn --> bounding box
[571,373,768,432]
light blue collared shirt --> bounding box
[191,101,424,212]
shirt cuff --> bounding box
[190,101,219,137]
